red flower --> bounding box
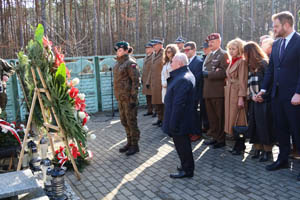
[69,87,79,99]
[54,47,65,67]
[43,36,52,48]
[75,96,86,111]
[82,117,88,126]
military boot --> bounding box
[126,145,139,156]
[119,143,131,153]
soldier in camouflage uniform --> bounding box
[0,58,14,113]
[113,41,141,156]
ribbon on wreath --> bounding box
[56,146,68,167]
[0,119,22,146]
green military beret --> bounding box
[114,41,129,51]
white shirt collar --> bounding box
[284,30,296,48]
[189,54,196,64]
[212,48,220,55]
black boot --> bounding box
[251,150,261,159]
[259,151,272,162]
[119,144,130,153]
[126,145,140,156]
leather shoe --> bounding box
[259,151,272,162]
[119,144,130,153]
[143,112,153,116]
[213,142,226,149]
[152,120,162,127]
[190,135,202,142]
[297,173,300,181]
[251,150,261,159]
[152,113,157,118]
[170,171,193,179]
[265,160,289,171]
[204,139,217,145]
[126,145,139,156]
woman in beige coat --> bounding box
[224,38,248,155]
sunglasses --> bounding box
[184,48,192,52]
[166,50,173,54]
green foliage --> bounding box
[34,24,44,47]
[55,63,67,86]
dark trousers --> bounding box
[146,95,153,113]
[173,135,194,173]
[272,97,300,161]
[200,98,209,130]
[205,98,225,143]
[155,104,164,121]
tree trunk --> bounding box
[93,0,98,55]
[49,0,53,38]
[107,0,113,54]
[149,0,153,39]
[63,0,69,41]
[135,0,140,53]
[41,0,47,34]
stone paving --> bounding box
[66,108,300,200]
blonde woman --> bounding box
[161,44,179,103]
[224,38,248,155]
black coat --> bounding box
[248,62,275,145]
[162,66,196,136]
[188,56,204,102]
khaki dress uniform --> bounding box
[203,48,229,143]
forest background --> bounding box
[1,0,300,58]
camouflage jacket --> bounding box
[113,54,140,103]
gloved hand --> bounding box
[203,71,209,78]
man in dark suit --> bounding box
[257,11,300,181]
[184,41,203,142]
[162,53,196,178]
[202,33,229,149]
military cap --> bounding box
[201,40,209,48]
[144,42,153,48]
[207,33,221,41]
[174,36,186,44]
[150,37,164,45]
[114,41,130,51]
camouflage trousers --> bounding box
[118,100,140,146]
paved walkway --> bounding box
[66,108,300,200]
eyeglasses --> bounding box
[184,48,192,52]
[166,51,172,54]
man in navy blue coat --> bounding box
[162,53,196,178]
[257,11,300,181]
[184,41,204,142]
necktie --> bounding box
[279,38,286,61]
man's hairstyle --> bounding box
[272,11,294,27]
[184,41,197,50]
[174,53,188,66]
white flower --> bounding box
[90,134,96,140]
[71,78,80,86]
[78,111,86,120]
[78,93,85,100]
[2,128,8,133]
[67,89,71,93]
[83,125,89,132]
[20,124,25,129]
[10,124,15,128]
